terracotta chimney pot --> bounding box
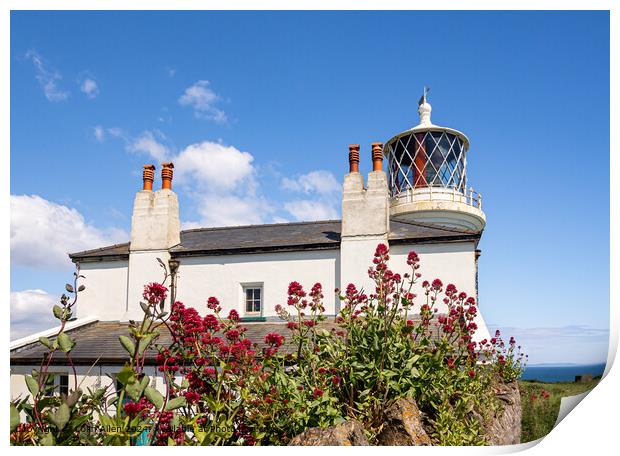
[142,164,156,191]
[371,142,383,171]
[348,144,360,173]
[161,162,174,190]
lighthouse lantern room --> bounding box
[384,89,486,231]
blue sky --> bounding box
[10,11,609,364]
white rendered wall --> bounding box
[10,365,169,405]
[174,250,339,318]
[76,261,129,320]
[125,250,171,321]
[390,241,491,342]
[340,237,387,298]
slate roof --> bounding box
[10,319,444,366]
[69,219,480,262]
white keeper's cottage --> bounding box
[10,93,491,399]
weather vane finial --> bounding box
[418,86,430,106]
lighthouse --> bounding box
[384,89,486,232]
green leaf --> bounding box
[137,334,155,355]
[115,364,135,386]
[125,375,150,402]
[41,432,55,446]
[119,335,136,355]
[144,386,164,409]
[10,404,19,433]
[25,375,39,396]
[51,403,70,431]
[57,332,75,352]
[53,305,64,320]
[164,396,187,411]
[39,336,54,350]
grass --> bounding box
[518,379,600,442]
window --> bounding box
[42,373,69,397]
[243,286,262,315]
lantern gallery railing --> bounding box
[391,186,483,210]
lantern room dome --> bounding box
[384,91,486,232]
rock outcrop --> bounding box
[289,381,521,446]
[288,420,369,446]
[485,381,521,445]
[376,398,432,446]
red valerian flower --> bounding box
[203,314,220,331]
[313,388,324,398]
[143,282,168,304]
[287,321,299,330]
[406,250,420,266]
[374,243,389,257]
[310,282,323,298]
[226,329,240,340]
[288,281,306,298]
[228,309,240,321]
[468,369,476,378]
[184,391,200,403]
[431,278,443,291]
[123,396,152,418]
[264,332,284,347]
[207,296,220,310]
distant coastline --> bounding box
[522,363,606,382]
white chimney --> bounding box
[125,163,180,320]
[340,143,389,300]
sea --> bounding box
[521,363,606,383]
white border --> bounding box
[2,3,616,455]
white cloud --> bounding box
[190,194,273,227]
[80,78,99,99]
[93,125,105,142]
[281,170,341,221]
[283,200,338,222]
[166,67,176,77]
[11,290,58,340]
[282,170,341,195]
[174,141,255,191]
[174,141,275,227]
[178,80,227,123]
[127,130,170,162]
[490,324,609,365]
[25,50,69,102]
[10,194,127,269]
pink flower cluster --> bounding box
[143,282,168,304]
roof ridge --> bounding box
[180,219,342,234]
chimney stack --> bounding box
[142,164,156,191]
[348,144,360,173]
[371,142,384,171]
[161,162,174,190]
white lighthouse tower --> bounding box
[384,89,486,231]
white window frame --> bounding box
[241,283,263,316]
[42,372,69,397]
